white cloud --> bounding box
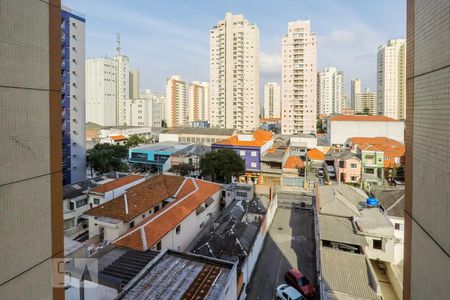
[260,52,282,75]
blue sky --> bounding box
[63,0,406,96]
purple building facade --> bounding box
[211,144,261,171]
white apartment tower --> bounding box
[115,55,130,125]
[86,58,117,126]
[165,75,187,127]
[129,69,140,100]
[264,82,281,118]
[377,39,406,119]
[210,13,260,131]
[355,88,377,115]
[350,79,361,110]
[281,20,317,134]
[317,67,344,115]
[188,81,209,123]
[126,90,162,127]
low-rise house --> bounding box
[108,135,128,145]
[290,133,318,156]
[333,151,361,184]
[128,141,190,172]
[212,129,274,183]
[159,127,236,146]
[169,144,210,174]
[307,148,325,162]
[281,156,305,187]
[223,183,254,206]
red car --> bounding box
[284,268,316,298]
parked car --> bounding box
[276,284,304,300]
[284,269,316,298]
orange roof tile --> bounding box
[85,175,184,221]
[90,175,144,194]
[113,178,222,251]
[260,117,281,122]
[284,156,305,169]
[215,129,273,147]
[307,148,325,160]
[347,137,405,167]
[110,135,128,141]
[329,115,399,122]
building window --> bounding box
[142,214,145,219]
[69,202,75,211]
[176,225,181,234]
[156,241,162,251]
[395,223,404,231]
[385,156,390,160]
[154,205,160,213]
[373,239,382,250]
[236,191,247,198]
[129,221,135,228]
[339,161,345,168]
[251,162,257,168]
[251,151,257,157]
[351,163,357,168]
[240,150,245,156]
[93,198,100,205]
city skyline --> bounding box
[62,0,406,97]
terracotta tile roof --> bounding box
[110,135,128,141]
[307,148,325,161]
[90,175,144,194]
[329,115,399,122]
[260,117,281,122]
[348,137,405,168]
[284,156,305,169]
[85,175,184,221]
[114,178,222,251]
[214,129,272,147]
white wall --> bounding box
[364,235,395,263]
[328,120,405,145]
[390,216,404,265]
[159,133,179,143]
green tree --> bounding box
[87,143,129,174]
[170,163,195,176]
[316,118,325,133]
[125,135,148,148]
[200,149,245,183]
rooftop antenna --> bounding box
[115,32,121,56]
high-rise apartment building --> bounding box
[350,79,361,110]
[126,90,162,127]
[115,55,130,125]
[0,0,63,298]
[317,67,344,115]
[165,75,187,128]
[86,57,117,126]
[263,82,281,119]
[129,69,140,100]
[210,13,260,131]
[377,39,406,120]
[355,88,377,115]
[188,81,209,123]
[281,20,317,134]
[61,6,86,185]
[405,0,450,298]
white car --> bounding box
[276,284,304,300]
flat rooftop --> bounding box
[118,250,235,300]
[354,207,394,237]
[162,127,236,136]
[319,215,366,247]
[129,141,189,153]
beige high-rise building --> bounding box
[264,82,281,119]
[317,67,344,115]
[355,88,377,115]
[405,0,450,298]
[210,13,260,131]
[114,54,130,125]
[377,39,406,120]
[188,81,209,123]
[281,20,317,134]
[350,79,361,110]
[129,69,140,100]
[165,75,187,128]
[0,0,63,299]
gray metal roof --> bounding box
[321,248,379,300]
[163,127,236,136]
[371,187,405,218]
[130,141,189,152]
[334,150,360,161]
[318,185,363,218]
[319,215,366,246]
[354,208,394,237]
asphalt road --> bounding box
[246,203,317,300]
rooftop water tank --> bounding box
[366,197,380,207]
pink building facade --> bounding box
[334,152,361,184]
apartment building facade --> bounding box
[61,7,86,185]
[263,82,281,119]
[350,79,361,111]
[281,20,317,134]
[188,81,209,123]
[210,13,260,131]
[317,67,344,115]
[126,90,163,127]
[86,57,117,126]
[377,39,406,120]
[129,69,140,99]
[165,75,187,127]
[114,54,130,125]
[355,88,377,115]
[0,0,63,298]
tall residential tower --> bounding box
[377,39,406,119]
[317,67,344,115]
[350,79,361,111]
[165,75,187,127]
[188,81,209,124]
[281,20,317,134]
[263,82,281,119]
[210,13,260,131]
